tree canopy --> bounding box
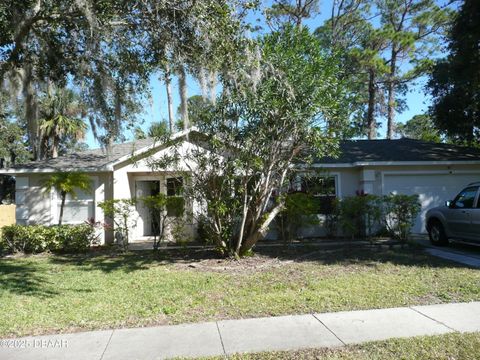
[395,114,441,143]
[0,0,243,158]
[427,0,480,146]
[157,25,349,257]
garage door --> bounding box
[383,173,480,233]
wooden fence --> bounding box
[0,205,16,229]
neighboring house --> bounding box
[1,128,480,243]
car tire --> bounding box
[428,220,448,246]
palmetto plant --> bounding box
[42,172,92,225]
[39,87,87,158]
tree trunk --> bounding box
[52,135,59,158]
[239,202,284,256]
[178,63,189,132]
[387,49,397,140]
[22,65,39,160]
[208,70,217,105]
[58,192,66,225]
[367,69,377,140]
[235,183,250,255]
[164,64,175,133]
[198,67,208,100]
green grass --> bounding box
[0,246,479,337]
[206,332,480,360]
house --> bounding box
[2,128,480,243]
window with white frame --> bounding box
[166,177,184,216]
[15,177,29,224]
[56,183,95,224]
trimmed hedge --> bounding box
[0,224,95,254]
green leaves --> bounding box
[41,172,92,200]
[173,26,349,256]
[427,0,480,146]
[395,114,441,143]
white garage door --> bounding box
[383,173,480,233]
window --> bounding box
[15,177,29,223]
[452,186,479,209]
[297,175,337,214]
[166,177,184,216]
[166,177,183,196]
[57,183,95,224]
[300,176,336,196]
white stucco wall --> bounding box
[288,163,480,238]
[111,141,204,243]
[15,172,112,243]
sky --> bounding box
[85,0,435,148]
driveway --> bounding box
[416,237,480,268]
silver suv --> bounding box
[426,182,480,245]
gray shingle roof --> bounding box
[12,138,156,171]
[318,138,480,163]
[8,137,480,172]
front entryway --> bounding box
[136,180,160,236]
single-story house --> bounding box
[2,128,480,243]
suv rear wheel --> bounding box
[428,220,448,246]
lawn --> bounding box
[1,245,479,338]
[210,332,480,360]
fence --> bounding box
[0,205,16,229]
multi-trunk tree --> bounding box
[155,26,349,257]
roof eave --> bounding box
[109,127,199,169]
[0,167,111,174]
[310,160,480,168]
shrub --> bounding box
[196,215,211,244]
[337,195,383,239]
[98,198,137,250]
[0,224,95,254]
[383,194,421,242]
[275,192,320,243]
[52,224,96,253]
[1,225,54,253]
[140,194,187,250]
[331,193,421,241]
[323,198,340,238]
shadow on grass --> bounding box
[0,259,59,298]
[44,240,476,275]
[46,247,224,273]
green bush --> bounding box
[383,194,421,242]
[275,192,320,243]
[0,224,95,254]
[337,195,383,239]
[333,194,420,241]
[323,198,340,238]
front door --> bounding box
[135,181,160,236]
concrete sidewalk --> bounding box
[1,302,479,360]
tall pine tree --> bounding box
[428,0,480,146]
